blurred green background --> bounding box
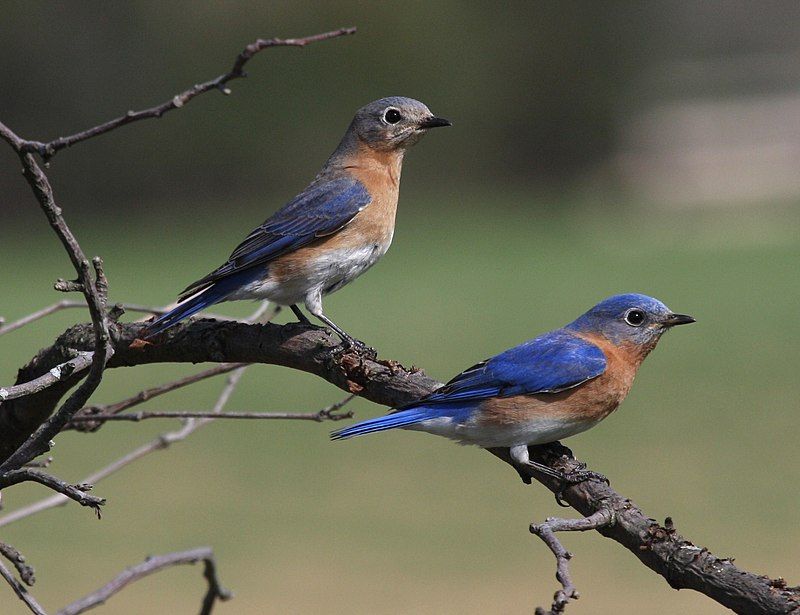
[2,3,799,614]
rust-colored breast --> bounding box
[268,144,401,281]
[479,333,643,428]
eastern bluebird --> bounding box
[142,97,450,346]
[332,294,694,479]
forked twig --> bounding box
[54,547,230,615]
[530,508,615,614]
[0,28,355,161]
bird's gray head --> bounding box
[566,293,695,349]
[348,96,451,151]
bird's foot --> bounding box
[554,465,610,507]
[339,336,377,360]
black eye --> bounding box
[624,309,646,327]
[384,108,402,124]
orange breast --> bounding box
[268,144,401,281]
[479,333,642,428]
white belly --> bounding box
[408,414,600,448]
[226,241,391,306]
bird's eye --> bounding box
[624,309,646,327]
[383,108,402,124]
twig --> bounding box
[0,557,47,615]
[0,541,36,586]
[67,363,245,431]
[0,300,190,337]
[530,508,615,614]
[54,547,230,615]
[0,153,114,473]
[0,469,104,518]
[0,305,274,528]
[0,300,232,337]
[0,28,355,161]
[68,395,356,424]
[0,353,93,402]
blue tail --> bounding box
[331,408,432,440]
[143,274,250,338]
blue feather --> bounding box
[143,176,371,337]
[417,330,606,405]
[179,177,371,300]
[332,330,607,439]
[143,269,260,338]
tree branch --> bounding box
[0,27,354,161]
[530,508,615,614]
[0,352,94,402]
[0,150,114,474]
[0,307,274,529]
[490,444,800,615]
[2,317,798,613]
[0,556,47,615]
[0,319,438,462]
[0,300,202,337]
[54,547,230,615]
[0,469,104,517]
[0,541,36,587]
[67,396,355,425]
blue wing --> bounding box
[417,330,607,404]
[178,176,371,299]
[331,330,607,440]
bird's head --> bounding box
[567,293,695,350]
[349,97,451,151]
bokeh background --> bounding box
[2,3,799,614]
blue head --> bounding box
[343,96,451,153]
[566,293,695,350]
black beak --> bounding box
[417,116,452,129]
[664,313,696,327]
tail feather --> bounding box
[143,277,245,338]
[143,268,265,338]
[331,408,431,440]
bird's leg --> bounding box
[509,445,609,507]
[289,304,311,325]
[509,445,571,482]
[304,293,376,357]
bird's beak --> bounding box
[664,313,696,327]
[417,116,452,129]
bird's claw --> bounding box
[331,336,377,360]
[553,467,610,506]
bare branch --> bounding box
[0,541,36,586]
[0,301,86,336]
[489,444,800,615]
[0,557,47,615]
[530,509,615,614]
[0,306,273,528]
[0,469,104,517]
[0,319,438,462]
[67,395,356,425]
[0,150,114,473]
[0,352,93,402]
[0,27,355,161]
[54,547,230,615]
[68,363,245,432]
[0,300,232,337]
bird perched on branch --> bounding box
[142,97,450,347]
[332,294,694,481]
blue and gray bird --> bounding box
[333,294,694,478]
[143,97,450,346]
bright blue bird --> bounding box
[332,294,694,478]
